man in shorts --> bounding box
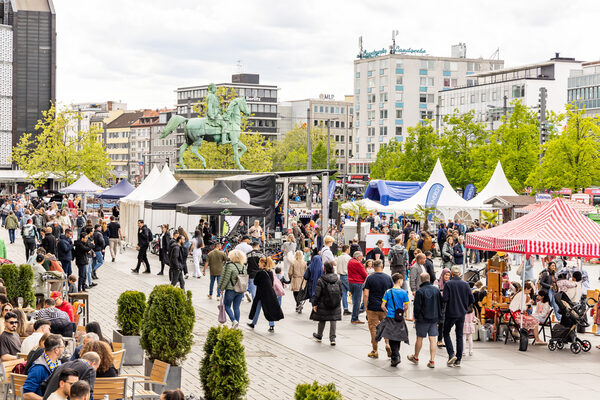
[407,272,442,368]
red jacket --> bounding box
[57,301,75,322]
[348,259,367,284]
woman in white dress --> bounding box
[191,230,204,278]
[281,234,297,278]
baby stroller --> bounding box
[547,292,591,354]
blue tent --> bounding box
[97,179,135,200]
[364,180,425,206]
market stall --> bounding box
[97,179,135,200]
[143,179,200,233]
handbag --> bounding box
[516,263,523,277]
[217,296,226,324]
[272,271,285,297]
[389,289,404,322]
[296,278,310,302]
[230,263,249,293]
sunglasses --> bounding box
[7,321,18,325]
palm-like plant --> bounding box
[480,209,499,226]
[413,205,439,232]
[342,202,373,242]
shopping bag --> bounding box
[217,296,226,324]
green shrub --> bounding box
[199,326,223,400]
[140,285,194,366]
[295,382,343,400]
[205,326,249,400]
[116,290,146,336]
[0,264,34,307]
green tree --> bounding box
[184,86,273,171]
[528,106,600,190]
[12,104,113,186]
[273,123,336,171]
[369,139,404,180]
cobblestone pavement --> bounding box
[3,227,600,399]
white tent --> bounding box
[382,159,476,222]
[340,198,386,213]
[467,161,517,208]
[120,166,177,245]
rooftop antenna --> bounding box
[358,36,363,58]
[390,30,399,54]
[488,48,500,70]
[236,59,243,73]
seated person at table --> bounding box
[68,381,90,400]
[37,299,73,337]
[0,311,21,360]
[70,332,98,361]
[42,351,100,400]
[508,282,546,345]
[565,271,583,303]
[80,340,117,377]
[46,368,79,400]
[22,319,51,355]
[15,308,34,337]
[532,290,552,323]
[84,321,112,349]
[23,334,65,400]
[50,291,74,322]
[557,273,577,295]
[24,333,50,374]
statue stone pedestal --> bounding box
[174,169,250,196]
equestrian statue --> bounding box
[161,83,250,170]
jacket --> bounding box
[453,243,464,264]
[137,224,152,247]
[4,214,18,230]
[409,262,424,293]
[218,262,246,292]
[249,270,284,321]
[57,235,74,261]
[303,256,323,303]
[539,269,555,291]
[442,276,475,318]
[441,242,454,264]
[388,244,408,273]
[424,258,435,284]
[169,243,184,270]
[42,359,96,400]
[41,233,57,255]
[73,239,92,266]
[347,258,367,284]
[246,249,265,279]
[309,273,342,322]
[92,230,105,252]
[413,281,442,323]
[288,260,307,291]
[22,354,52,396]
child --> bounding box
[274,267,290,286]
[68,274,78,294]
[463,304,476,357]
[303,247,311,263]
[501,272,510,296]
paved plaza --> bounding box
[3,228,600,399]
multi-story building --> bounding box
[279,95,354,176]
[129,110,157,182]
[567,60,600,118]
[152,109,178,169]
[105,111,143,180]
[0,0,56,168]
[439,55,583,130]
[67,101,127,140]
[353,43,503,173]
[175,73,279,141]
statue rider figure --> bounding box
[206,83,230,144]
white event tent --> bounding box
[466,161,518,208]
[120,166,177,245]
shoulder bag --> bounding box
[389,289,405,322]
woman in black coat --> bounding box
[310,262,342,345]
[248,257,284,332]
[158,224,171,276]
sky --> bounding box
[56,0,600,110]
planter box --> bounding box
[144,357,182,391]
[113,330,143,366]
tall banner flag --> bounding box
[425,183,444,221]
[328,180,336,203]
[463,184,476,200]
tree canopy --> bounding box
[272,123,337,171]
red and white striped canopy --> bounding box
[466,197,600,257]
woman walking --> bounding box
[288,250,307,312]
[303,255,324,305]
[281,234,297,278]
[311,262,342,346]
[191,230,204,278]
[218,249,247,328]
[248,257,284,332]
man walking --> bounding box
[74,232,92,292]
[408,272,442,368]
[348,251,367,324]
[106,216,122,263]
[21,218,37,260]
[169,234,186,290]
[132,220,152,273]
[246,242,265,301]
[91,225,104,280]
[363,259,393,358]
[336,244,352,315]
[409,253,427,297]
[388,236,408,289]
[424,251,436,284]
[203,243,227,299]
[57,229,74,276]
[442,265,474,367]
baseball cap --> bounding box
[450,266,462,276]
[50,291,62,299]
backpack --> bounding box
[76,215,85,228]
[22,225,35,239]
[390,247,405,268]
[365,249,375,260]
[321,278,342,309]
[229,263,249,293]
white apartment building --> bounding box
[353,44,503,173]
[567,60,600,118]
[438,55,583,130]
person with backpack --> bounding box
[218,249,248,329]
[75,211,86,240]
[131,219,152,274]
[248,257,284,332]
[363,259,393,359]
[311,262,342,346]
[388,236,408,289]
[21,218,37,260]
[376,273,410,367]
[4,211,18,244]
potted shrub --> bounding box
[113,290,146,365]
[0,264,35,307]
[295,381,343,400]
[202,326,249,400]
[140,285,194,390]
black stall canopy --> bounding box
[215,174,276,228]
[177,181,267,216]
[144,179,200,210]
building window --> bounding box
[470,94,476,103]
[319,106,324,112]
[367,144,375,153]
[420,94,427,103]
[379,92,388,102]
[368,111,375,120]
[368,94,376,103]
[443,61,458,71]
[444,78,450,87]
[368,127,375,136]
[356,72,360,78]
[395,126,402,135]
[380,59,388,68]
[467,62,481,72]
[512,84,525,98]
[451,79,458,87]
[481,92,486,102]
[380,109,388,119]
[396,60,403,67]
[396,76,403,85]
[460,96,465,105]
[314,105,318,113]
[420,111,433,119]
[379,126,387,135]
[395,110,403,118]
[420,60,435,69]
[380,68,387,75]
[368,78,375,87]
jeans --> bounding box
[339,275,349,311]
[548,289,561,320]
[171,268,185,290]
[316,320,336,341]
[60,260,72,277]
[443,316,465,361]
[349,282,363,322]
[92,251,103,272]
[251,298,281,327]
[209,275,221,296]
[223,290,243,323]
[77,264,87,291]
[86,259,93,284]
[8,229,15,243]
[1,215,5,226]
[248,278,257,299]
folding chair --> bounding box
[535,311,553,343]
[93,377,127,400]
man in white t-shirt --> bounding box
[21,319,51,355]
[46,368,79,400]
[234,235,253,255]
[335,244,352,315]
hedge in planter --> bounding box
[0,264,35,307]
[199,325,223,399]
[204,326,249,400]
[116,290,146,336]
[295,382,343,400]
[140,285,194,366]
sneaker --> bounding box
[112,258,115,262]
[454,360,461,367]
[142,270,151,274]
[447,356,457,367]
[407,354,419,364]
[247,323,255,329]
[427,361,435,369]
[390,357,401,367]
[88,283,98,288]
[231,321,239,329]
[437,341,445,348]
[268,326,274,333]
[157,272,164,276]
[131,268,139,273]
[312,333,322,343]
[330,340,336,346]
[185,274,189,279]
[367,351,379,359]
[351,320,365,325]
[385,345,392,358]
[216,296,221,301]
[245,293,252,302]
[343,310,352,316]
[207,295,212,299]
[469,351,473,356]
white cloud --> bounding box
[55,0,600,109]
